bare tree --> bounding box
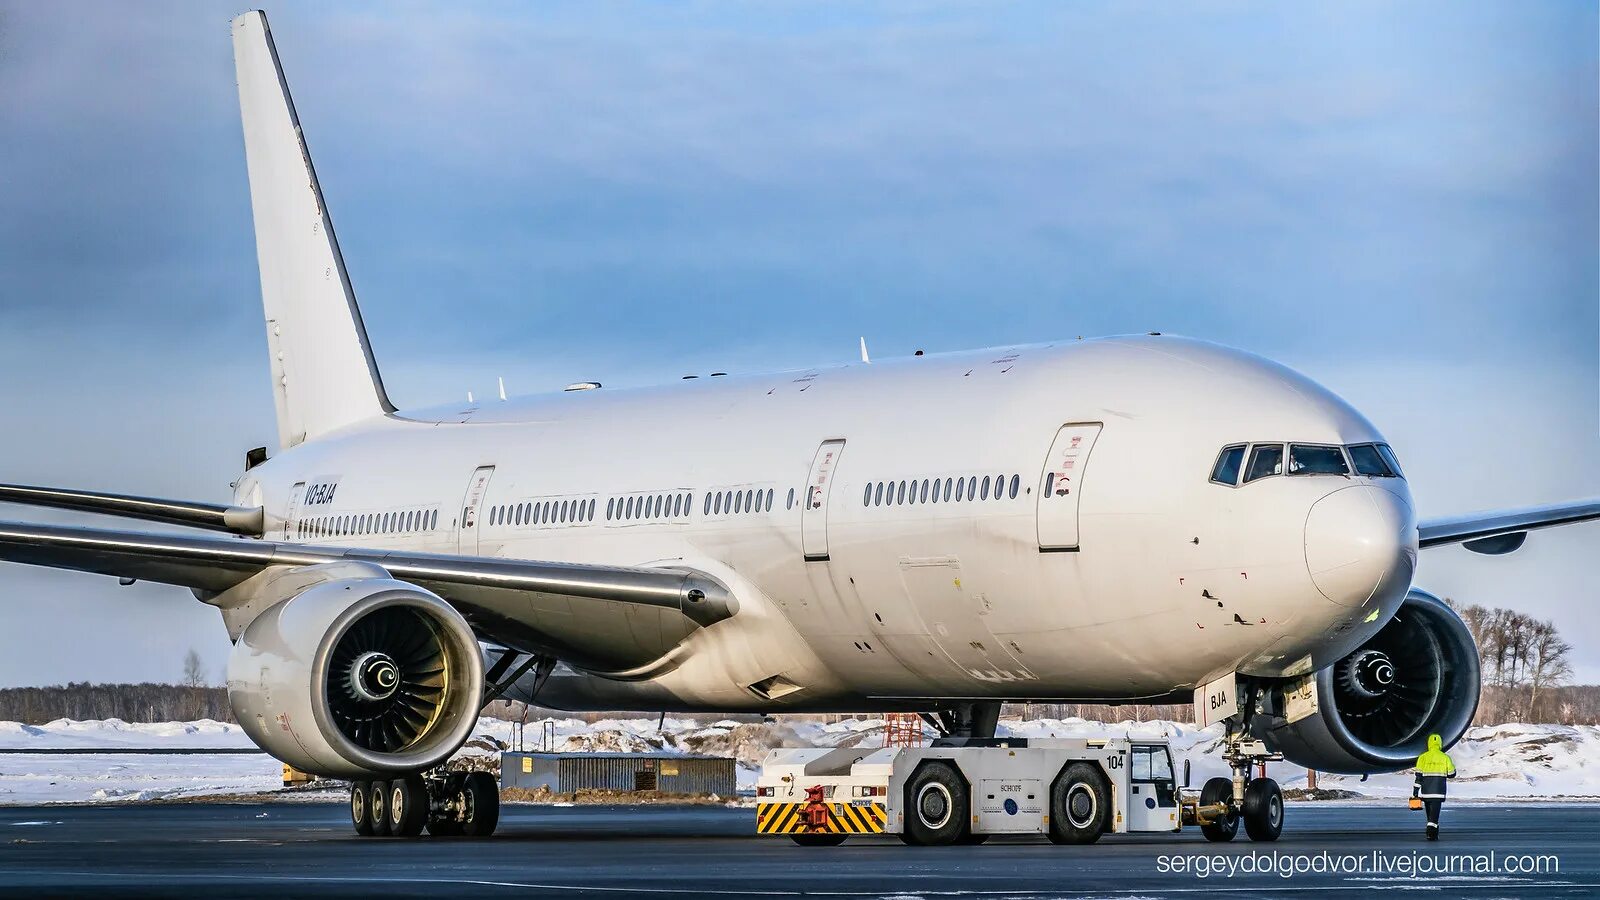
[182,649,207,687]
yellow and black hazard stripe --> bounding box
[757,801,887,835]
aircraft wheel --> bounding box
[460,771,500,837]
[1242,777,1283,842]
[1199,777,1239,843]
[1048,762,1110,845]
[350,781,374,836]
[790,833,847,847]
[902,763,968,846]
[427,773,465,836]
[367,780,393,837]
[389,774,428,837]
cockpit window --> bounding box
[1244,444,1283,482]
[1376,444,1403,477]
[1289,444,1349,476]
[1347,443,1395,477]
[1210,445,1246,486]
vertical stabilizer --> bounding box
[232,11,393,449]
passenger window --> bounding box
[1009,474,1020,499]
[713,493,722,515]
[607,498,615,520]
[920,479,930,503]
[704,493,712,515]
[980,476,990,500]
[893,481,904,505]
[786,488,794,510]
[764,488,773,511]
[993,473,1003,499]
[1289,444,1349,476]
[1244,444,1284,483]
[944,477,954,502]
[1211,445,1246,486]
[967,476,977,500]
[955,478,965,502]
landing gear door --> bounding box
[1036,423,1102,550]
[457,465,496,554]
[802,440,845,561]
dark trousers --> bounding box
[1424,799,1442,836]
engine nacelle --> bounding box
[227,575,483,778]
[1255,589,1479,774]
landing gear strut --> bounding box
[348,769,500,838]
[921,701,1001,744]
[1189,682,1284,843]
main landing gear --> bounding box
[349,770,500,838]
[1190,684,1283,843]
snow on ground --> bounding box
[2,716,1596,805]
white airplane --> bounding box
[1,10,1595,841]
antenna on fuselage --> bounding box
[859,337,871,364]
[498,377,507,401]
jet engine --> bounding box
[227,575,483,778]
[1255,589,1479,774]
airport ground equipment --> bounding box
[502,751,736,796]
[757,738,1283,846]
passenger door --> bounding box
[802,440,845,561]
[456,465,496,554]
[1036,423,1102,550]
[282,482,305,541]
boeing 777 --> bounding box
[1,11,1594,840]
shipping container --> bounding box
[501,752,736,796]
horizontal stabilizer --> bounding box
[0,484,264,536]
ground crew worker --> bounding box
[1411,733,1456,840]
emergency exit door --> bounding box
[457,465,496,554]
[1036,423,1101,550]
[802,440,845,561]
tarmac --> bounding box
[2,801,1597,898]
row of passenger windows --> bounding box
[490,498,597,527]
[863,473,1022,507]
[297,508,439,540]
[1210,442,1402,487]
[705,487,778,517]
[610,492,694,522]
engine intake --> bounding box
[1256,589,1479,773]
[228,570,482,778]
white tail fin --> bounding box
[232,11,392,449]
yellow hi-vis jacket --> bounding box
[1411,733,1457,800]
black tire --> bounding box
[368,780,393,837]
[389,774,428,838]
[902,763,968,846]
[1242,777,1283,842]
[1199,777,1238,843]
[350,781,374,837]
[790,833,847,847]
[460,771,500,837]
[1048,762,1110,845]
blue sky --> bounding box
[0,1,1596,685]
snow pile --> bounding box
[2,716,1597,805]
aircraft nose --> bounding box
[1304,485,1415,608]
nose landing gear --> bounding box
[348,769,500,838]
[1186,682,1285,843]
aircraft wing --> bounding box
[0,482,264,535]
[0,519,736,672]
[1418,499,1600,554]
